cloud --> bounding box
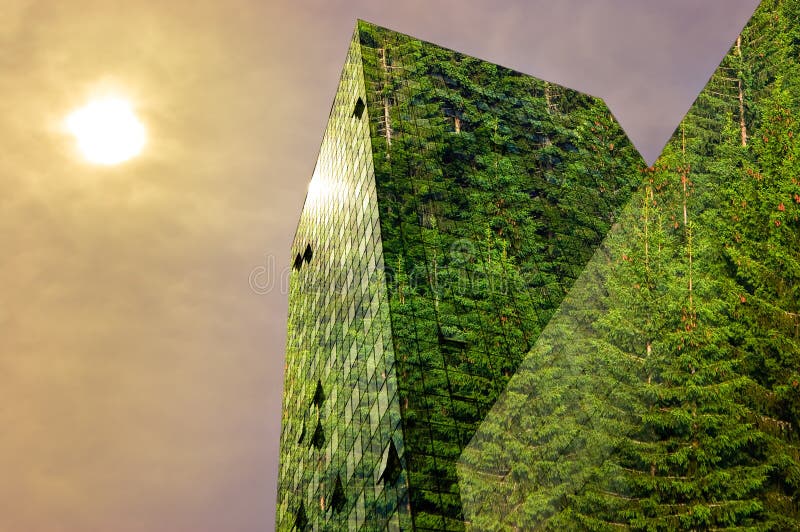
[0,0,759,530]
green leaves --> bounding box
[459,2,800,528]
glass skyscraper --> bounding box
[276,20,644,531]
[279,3,800,528]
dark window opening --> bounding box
[311,419,325,450]
[293,253,303,271]
[294,501,308,531]
[379,439,402,485]
[303,243,313,264]
[312,379,325,408]
[353,97,365,119]
[330,474,346,514]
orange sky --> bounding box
[0,1,759,530]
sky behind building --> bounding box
[0,1,759,531]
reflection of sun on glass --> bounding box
[306,168,332,208]
[65,97,146,165]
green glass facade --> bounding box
[277,27,408,532]
[277,21,644,531]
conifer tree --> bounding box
[460,2,800,528]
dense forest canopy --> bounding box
[460,0,800,529]
[280,0,800,528]
[360,16,644,531]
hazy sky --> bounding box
[0,1,759,531]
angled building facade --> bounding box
[276,21,643,531]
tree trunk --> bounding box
[379,47,393,149]
[736,35,748,146]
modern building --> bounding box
[276,20,643,531]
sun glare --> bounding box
[66,97,146,165]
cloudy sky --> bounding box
[0,1,759,531]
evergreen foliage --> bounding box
[280,3,800,528]
[359,19,643,530]
[460,1,800,529]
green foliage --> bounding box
[359,19,643,530]
[283,5,800,528]
[460,1,800,528]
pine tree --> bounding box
[460,1,800,528]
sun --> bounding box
[65,97,146,165]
